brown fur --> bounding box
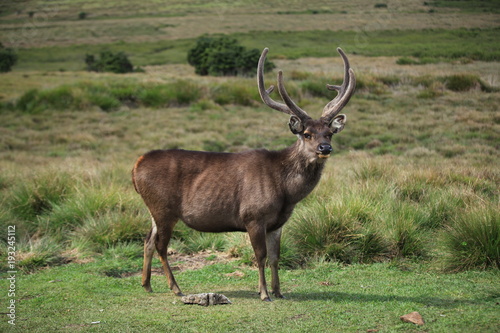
[132,47,355,301]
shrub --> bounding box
[85,51,134,74]
[187,35,275,76]
[0,43,18,72]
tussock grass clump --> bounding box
[386,203,426,257]
[442,204,500,271]
[210,81,259,106]
[14,80,202,112]
[444,74,481,92]
[7,171,75,232]
[1,165,149,267]
[139,80,201,107]
[288,197,388,264]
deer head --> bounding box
[257,47,356,162]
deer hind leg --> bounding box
[141,218,158,292]
[248,224,272,301]
[154,217,183,296]
[266,227,284,299]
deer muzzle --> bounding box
[317,144,333,158]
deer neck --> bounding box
[279,141,326,204]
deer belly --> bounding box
[180,190,245,232]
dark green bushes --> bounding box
[85,51,135,74]
[187,35,275,76]
[0,43,18,72]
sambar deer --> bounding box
[132,47,355,301]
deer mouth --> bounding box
[317,153,331,159]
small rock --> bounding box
[181,293,231,306]
[400,311,425,326]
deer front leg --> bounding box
[266,227,284,298]
[247,224,272,301]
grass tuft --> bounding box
[443,204,500,271]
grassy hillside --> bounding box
[0,0,499,331]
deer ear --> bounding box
[289,115,304,134]
[329,114,347,134]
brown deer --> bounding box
[132,47,355,301]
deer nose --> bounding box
[318,144,333,155]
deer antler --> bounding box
[320,48,356,123]
[277,71,310,123]
[257,48,310,123]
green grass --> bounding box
[0,0,498,329]
[8,28,500,71]
[0,68,498,274]
[425,0,500,13]
[0,260,498,332]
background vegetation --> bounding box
[0,0,499,331]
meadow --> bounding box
[0,0,499,331]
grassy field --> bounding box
[1,0,499,331]
[0,260,498,332]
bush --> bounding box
[187,35,275,76]
[85,51,134,74]
[0,43,18,72]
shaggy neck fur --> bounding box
[279,141,327,203]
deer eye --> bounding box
[303,133,312,140]
[326,134,333,140]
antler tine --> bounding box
[321,48,356,122]
[257,48,293,115]
[277,71,310,122]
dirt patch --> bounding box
[130,249,240,277]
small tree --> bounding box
[187,35,275,76]
[0,43,18,73]
[85,51,134,74]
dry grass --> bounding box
[2,0,499,48]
